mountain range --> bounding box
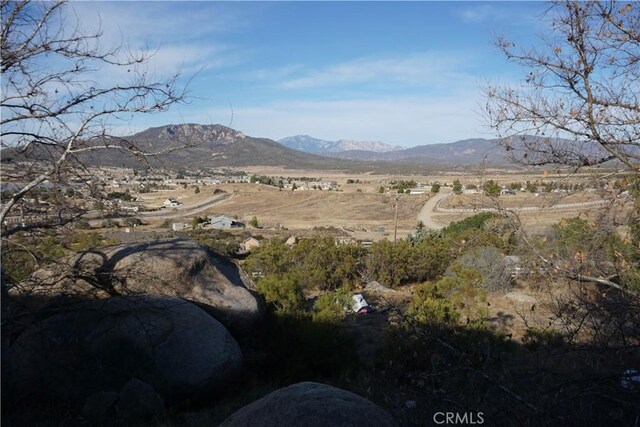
[6,123,615,172]
[278,135,400,154]
[322,138,510,164]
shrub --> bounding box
[414,263,489,325]
[409,283,460,326]
[442,212,496,237]
[256,274,305,314]
[312,288,351,323]
[483,180,501,197]
[454,246,512,292]
[452,180,462,194]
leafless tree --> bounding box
[485,1,639,172]
[0,0,191,237]
[483,0,639,288]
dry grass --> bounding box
[440,191,606,210]
[123,169,629,238]
[203,184,429,236]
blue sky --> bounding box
[70,1,549,147]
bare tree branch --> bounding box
[0,0,191,230]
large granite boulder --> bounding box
[10,238,263,335]
[219,382,399,427]
[5,295,242,402]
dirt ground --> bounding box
[440,191,606,210]
[200,184,429,239]
[124,169,629,239]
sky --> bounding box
[68,1,550,147]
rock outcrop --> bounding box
[11,238,263,335]
[219,382,398,427]
[5,295,242,401]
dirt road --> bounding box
[416,191,451,230]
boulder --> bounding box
[11,238,263,335]
[219,382,399,427]
[115,378,165,424]
[364,281,397,294]
[5,295,242,402]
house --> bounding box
[409,188,427,195]
[206,215,245,229]
[163,198,181,207]
[336,237,357,245]
[320,180,338,190]
[240,237,260,252]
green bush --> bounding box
[452,180,462,194]
[442,212,496,237]
[409,263,488,326]
[256,274,305,314]
[483,180,501,197]
[409,285,460,326]
[190,229,239,257]
[313,288,351,323]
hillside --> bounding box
[31,124,385,171]
[6,124,510,173]
[8,124,612,172]
[326,138,511,165]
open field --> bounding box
[140,183,430,240]
[440,191,607,210]
[119,167,635,239]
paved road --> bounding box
[140,193,233,219]
[88,192,234,226]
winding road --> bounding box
[417,190,611,231]
[88,192,234,226]
[416,191,451,230]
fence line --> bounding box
[434,198,609,214]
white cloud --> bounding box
[192,95,493,147]
[458,5,503,24]
[279,53,478,90]
[66,2,246,82]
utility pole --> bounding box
[393,195,399,243]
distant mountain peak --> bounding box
[278,135,400,154]
[136,123,246,145]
